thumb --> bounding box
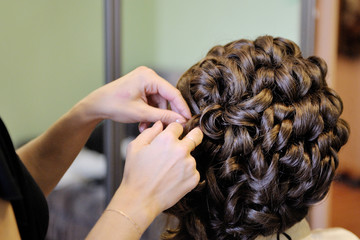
[143,106,187,125]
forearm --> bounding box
[86,185,157,240]
[14,66,191,197]
[86,211,144,240]
[16,101,101,196]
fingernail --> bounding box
[138,123,146,133]
[154,121,163,128]
[176,118,187,124]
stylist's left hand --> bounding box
[106,121,203,231]
[79,66,191,128]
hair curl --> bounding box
[163,36,350,240]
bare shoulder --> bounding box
[0,198,21,239]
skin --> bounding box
[88,121,202,239]
[0,66,203,240]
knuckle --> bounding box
[135,66,154,77]
[135,65,149,72]
[181,156,195,172]
[188,157,197,170]
[189,171,200,189]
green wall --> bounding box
[0,0,301,145]
[0,1,104,145]
[121,0,301,74]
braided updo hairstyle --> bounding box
[164,36,350,240]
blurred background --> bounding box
[0,0,358,239]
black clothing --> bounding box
[0,118,49,239]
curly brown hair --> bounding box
[163,36,350,240]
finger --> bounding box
[145,73,191,119]
[140,105,187,126]
[158,86,191,119]
[133,121,163,146]
[148,94,168,109]
[169,101,190,119]
[181,127,203,151]
[138,122,150,133]
[159,122,184,139]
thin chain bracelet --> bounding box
[105,209,142,237]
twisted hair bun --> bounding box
[164,36,350,240]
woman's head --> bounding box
[165,36,350,240]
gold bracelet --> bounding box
[105,209,142,237]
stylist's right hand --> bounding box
[108,121,202,228]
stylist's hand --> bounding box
[107,121,203,232]
[79,66,191,129]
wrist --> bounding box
[107,184,160,233]
[71,98,104,126]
